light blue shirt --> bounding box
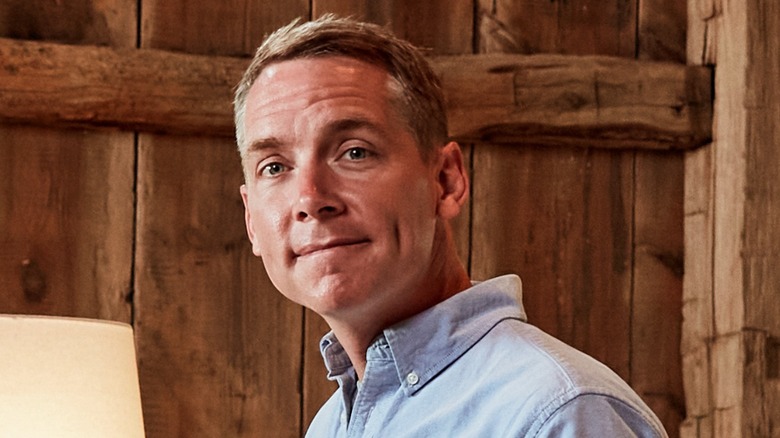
[306,275,668,437]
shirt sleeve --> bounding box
[533,393,668,438]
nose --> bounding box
[294,163,345,222]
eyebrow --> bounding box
[245,116,388,155]
[246,136,285,154]
[321,117,387,139]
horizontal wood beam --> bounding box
[0,37,712,150]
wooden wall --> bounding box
[683,0,780,436]
[0,1,699,436]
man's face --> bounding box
[240,56,444,323]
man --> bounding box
[235,15,668,437]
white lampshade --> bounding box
[0,314,145,437]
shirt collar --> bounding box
[383,274,525,395]
[319,274,526,395]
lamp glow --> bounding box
[0,315,145,437]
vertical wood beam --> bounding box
[633,1,687,435]
[684,0,780,436]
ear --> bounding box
[435,141,469,220]
[240,184,263,257]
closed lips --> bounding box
[295,238,370,257]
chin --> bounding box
[298,277,375,317]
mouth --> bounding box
[294,238,370,258]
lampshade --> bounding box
[0,314,145,437]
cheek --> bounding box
[248,197,287,255]
[387,178,438,247]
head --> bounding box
[234,14,448,175]
[236,16,470,334]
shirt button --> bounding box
[340,412,347,424]
[406,372,419,386]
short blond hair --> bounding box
[233,15,448,162]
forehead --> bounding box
[245,56,395,115]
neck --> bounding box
[324,222,471,379]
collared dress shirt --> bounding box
[306,275,668,437]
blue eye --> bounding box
[344,147,368,160]
[260,162,286,176]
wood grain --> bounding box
[438,53,712,150]
[477,0,636,56]
[0,38,247,137]
[470,145,633,379]
[735,1,780,434]
[633,2,687,435]
[140,0,308,57]
[682,145,714,422]
[683,0,718,433]
[0,0,136,47]
[638,0,687,62]
[631,151,685,433]
[683,0,780,435]
[0,126,135,321]
[313,0,473,55]
[0,37,712,150]
[741,0,780,338]
[0,0,136,323]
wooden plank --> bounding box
[140,0,308,56]
[313,0,472,55]
[0,0,136,47]
[681,344,711,418]
[0,126,135,321]
[438,53,712,150]
[683,0,718,432]
[711,333,742,411]
[470,145,634,379]
[477,0,636,57]
[0,0,136,323]
[741,0,780,338]
[742,330,771,437]
[0,37,713,151]
[0,38,247,137]
[638,0,687,62]
[678,419,697,438]
[700,415,714,438]
[741,1,780,433]
[709,330,773,436]
[632,3,687,436]
[631,152,685,434]
[687,0,719,66]
[682,147,714,367]
[682,210,713,355]
[680,414,713,438]
[135,3,310,437]
[711,0,747,338]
